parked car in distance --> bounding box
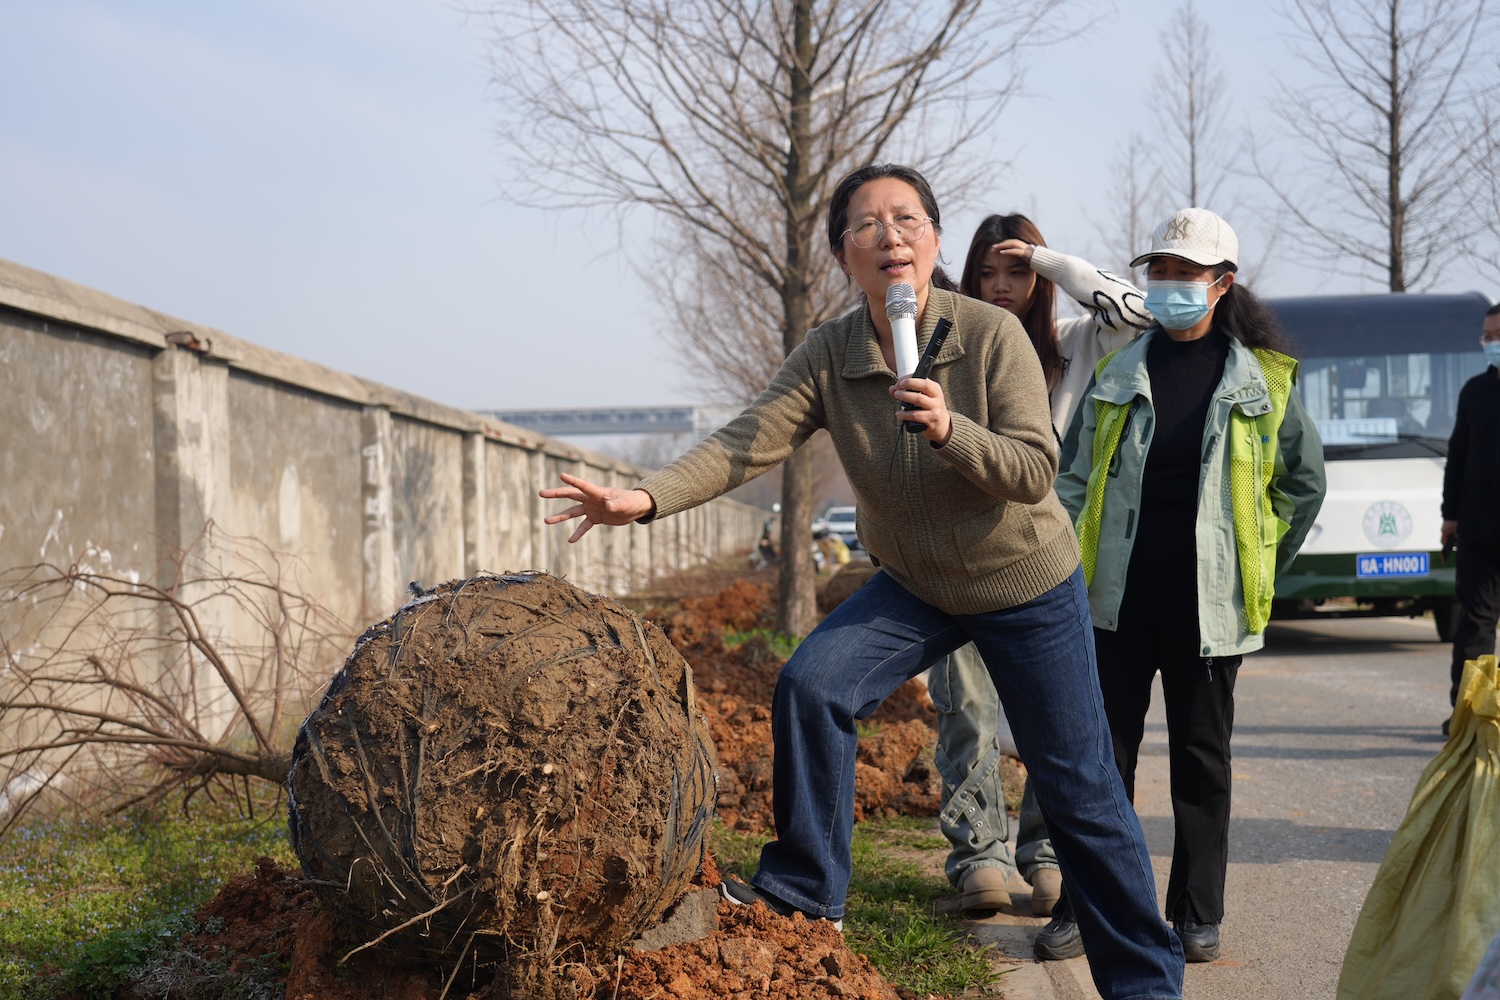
[821,506,860,549]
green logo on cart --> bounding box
[1362,501,1412,548]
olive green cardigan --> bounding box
[636,287,1080,615]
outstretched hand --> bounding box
[539,473,656,543]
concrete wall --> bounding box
[0,255,764,642]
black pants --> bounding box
[1451,539,1500,705]
[1094,617,1241,926]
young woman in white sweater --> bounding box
[967,214,1151,433]
[929,214,1151,944]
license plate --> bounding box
[1356,552,1430,578]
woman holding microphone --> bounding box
[541,164,1185,1000]
[928,214,1151,920]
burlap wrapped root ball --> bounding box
[287,573,715,988]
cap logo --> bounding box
[1163,216,1192,241]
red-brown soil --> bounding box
[647,574,942,833]
[612,867,908,1000]
[176,852,922,1000]
[172,569,946,1000]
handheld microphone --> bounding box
[902,317,953,433]
[885,283,919,378]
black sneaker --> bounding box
[1033,916,1084,960]
[719,876,843,931]
[1174,920,1221,962]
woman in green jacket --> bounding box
[1050,208,1326,963]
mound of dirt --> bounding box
[648,576,942,832]
[176,857,929,1000]
[288,574,715,997]
[614,901,902,1000]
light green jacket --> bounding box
[1055,328,1327,656]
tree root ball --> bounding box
[287,573,716,980]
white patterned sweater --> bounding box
[1028,245,1154,437]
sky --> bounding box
[2,0,1495,413]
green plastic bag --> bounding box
[1338,655,1500,1000]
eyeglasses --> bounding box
[841,214,933,249]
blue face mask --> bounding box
[1483,340,1500,368]
[1144,277,1223,330]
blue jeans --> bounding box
[752,568,1184,1000]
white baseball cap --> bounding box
[1130,207,1239,269]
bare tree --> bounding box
[1255,0,1495,291]
[1090,133,1165,282]
[485,0,1079,634]
[1468,100,1500,282]
[645,212,847,407]
[0,529,351,835]
[1150,1,1232,208]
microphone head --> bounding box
[885,282,917,321]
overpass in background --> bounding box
[481,405,739,440]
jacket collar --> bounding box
[841,287,967,379]
[1093,325,1275,416]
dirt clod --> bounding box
[288,573,715,996]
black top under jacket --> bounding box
[1442,365,1500,545]
[1121,330,1232,621]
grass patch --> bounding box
[710,817,999,997]
[0,792,296,1000]
[707,820,771,876]
[855,816,949,853]
[3,800,992,998]
[723,627,802,659]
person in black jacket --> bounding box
[1440,302,1500,723]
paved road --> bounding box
[968,613,1456,999]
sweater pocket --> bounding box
[953,502,1039,577]
[856,517,911,579]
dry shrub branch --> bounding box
[0,527,353,833]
